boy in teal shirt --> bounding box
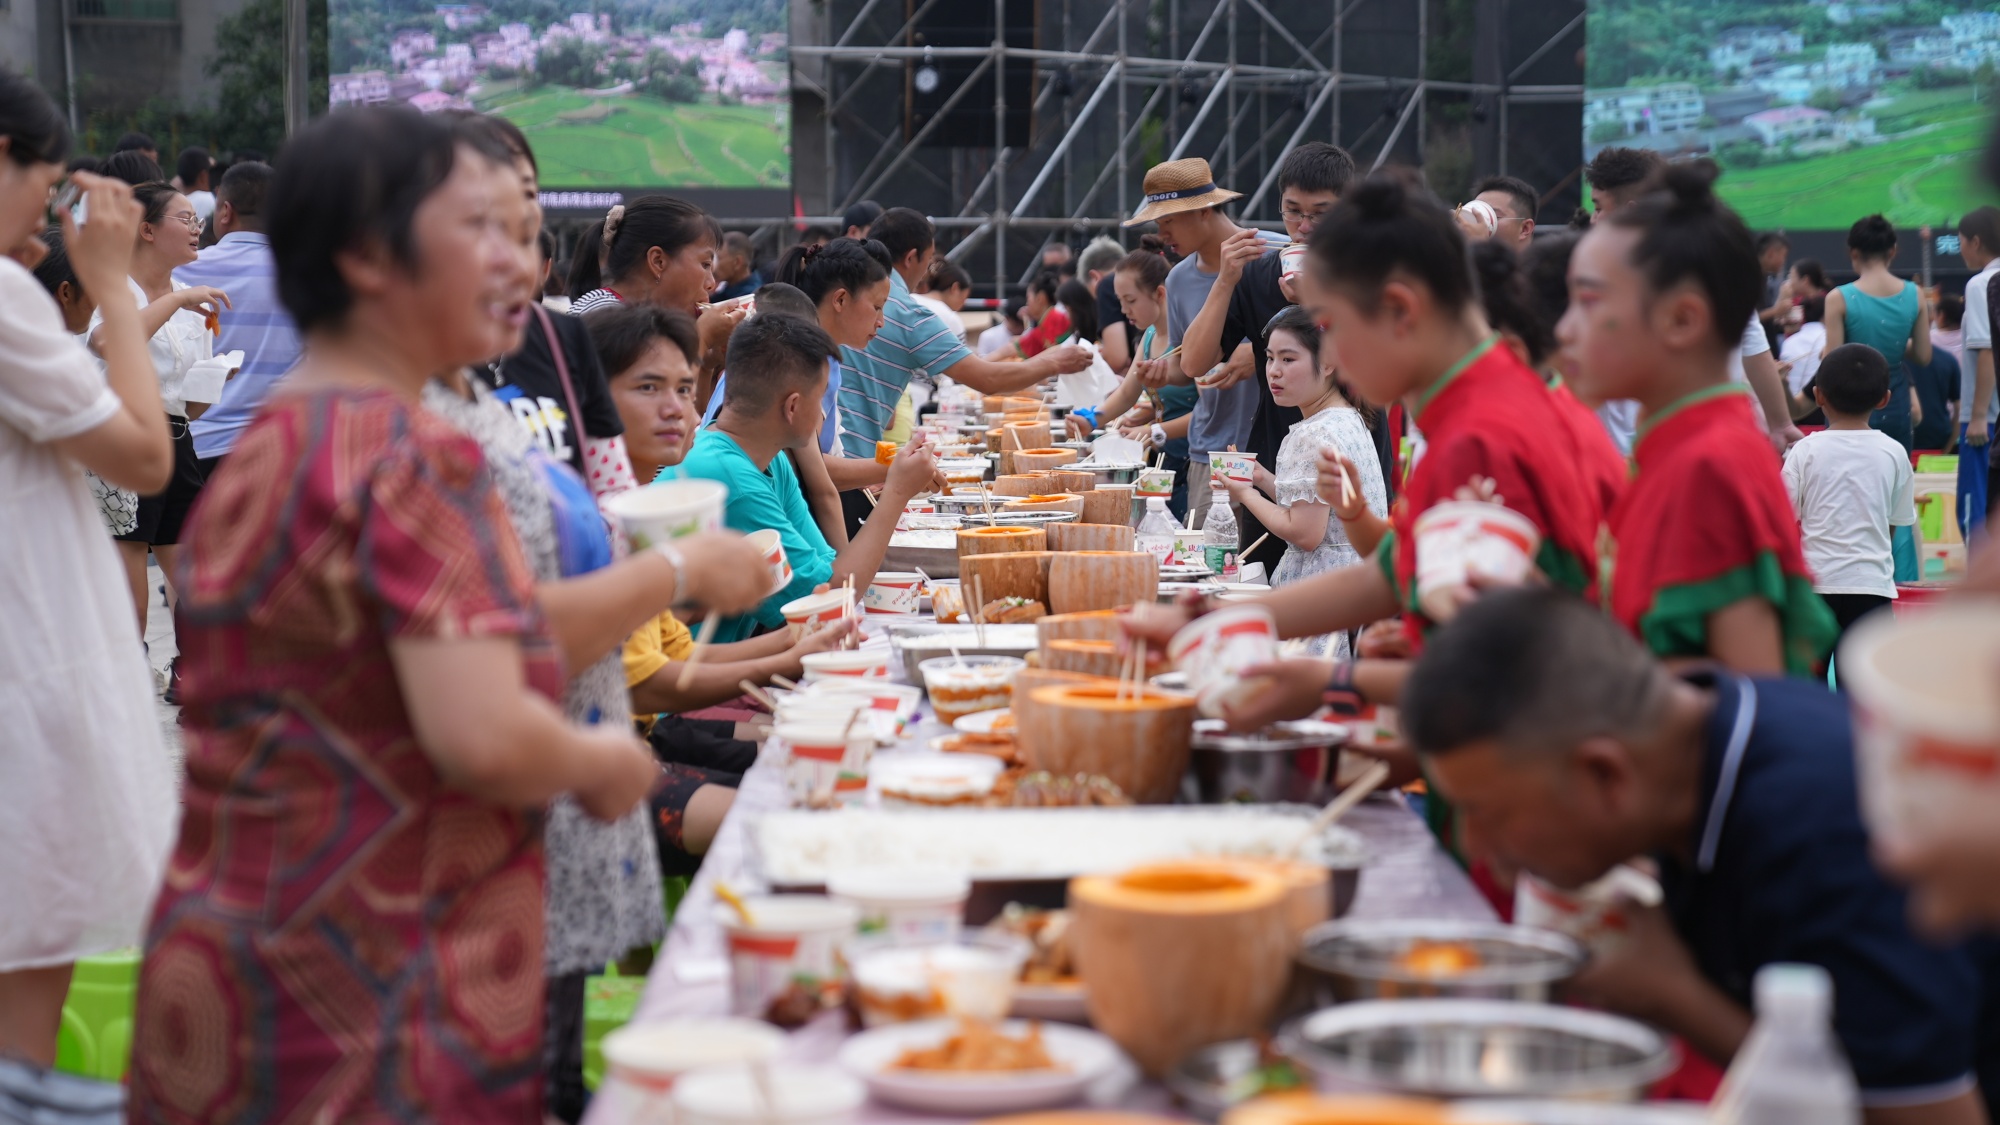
[679,312,937,639]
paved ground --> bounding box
[143,560,182,777]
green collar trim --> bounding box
[1413,335,1501,421]
[1632,383,1752,456]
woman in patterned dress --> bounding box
[126,107,755,1124]
[427,113,771,1124]
[1222,306,1386,658]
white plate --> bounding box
[837,1018,1120,1114]
[952,708,1013,735]
[1010,981,1090,1023]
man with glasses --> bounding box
[178,162,301,477]
[1471,174,1539,252]
[1172,141,1358,564]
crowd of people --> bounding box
[6,55,2000,1125]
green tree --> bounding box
[208,0,329,155]
[1807,86,1844,112]
[536,35,605,88]
[1590,119,1628,144]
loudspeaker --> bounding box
[905,0,1037,148]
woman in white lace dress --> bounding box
[1224,307,1386,658]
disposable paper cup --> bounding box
[748,529,791,590]
[919,655,1027,726]
[863,572,925,615]
[673,1064,865,1125]
[607,479,728,550]
[1168,604,1279,719]
[776,720,874,806]
[601,1018,786,1101]
[829,868,973,946]
[1842,603,2000,850]
[1172,529,1205,568]
[772,693,867,729]
[1136,468,1175,498]
[715,896,861,1026]
[843,931,1030,1028]
[1513,865,1662,956]
[1210,451,1257,483]
[800,647,892,682]
[808,679,923,740]
[1412,500,1541,623]
[781,589,853,640]
[1280,241,1308,282]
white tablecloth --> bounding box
[583,696,1495,1123]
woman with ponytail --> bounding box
[1123,173,1617,732]
[568,194,737,403]
[1557,160,1834,675]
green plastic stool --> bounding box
[54,949,141,1082]
[581,875,693,1091]
[1917,454,1959,475]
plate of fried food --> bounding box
[837,1017,1122,1114]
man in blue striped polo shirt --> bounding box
[180,162,302,472]
[836,208,1093,459]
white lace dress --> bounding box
[424,378,666,976]
[1270,406,1387,658]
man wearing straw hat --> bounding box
[1123,157,1288,527]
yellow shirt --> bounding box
[624,610,696,727]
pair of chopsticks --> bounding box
[1117,639,1148,702]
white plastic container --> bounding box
[919,655,1026,726]
[1168,604,1279,719]
[862,571,926,615]
[844,931,1031,1028]
[606,479,729,550]
[1412,500,1541,624]
[1841,602,2000,851]
[715,896,861,1024]
[799,647,892,682]
[1513,865,1663,956]
[672,1064,866,1125]
[807,679,923,740]
[828,867,973,945]
[599,1018,786,1122]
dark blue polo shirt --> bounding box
[1660,672,1997,1108]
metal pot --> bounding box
[1296,919,1585,1005]
[1279,999,1673,1102]
[1182,720,1348,806]
[959,511,1080,529]
[1076,461,1144,486]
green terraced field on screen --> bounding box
[475,86,789,189]
[1718,100,1990,230]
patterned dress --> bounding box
[423,378,667,976]
[129,387,560,1124]
[1270,406,1387,658]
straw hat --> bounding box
[1123,158,1242,227]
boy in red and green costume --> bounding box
[1605,384,1836,674]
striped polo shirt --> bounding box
[179,232,302,460]
[836,270,970,457]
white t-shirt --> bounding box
[1728,313,1772,433]
[0,260,177,968]
[1782,427,1917,598]
[188,189,216,224]
[910,293,966,343]
[87,277,212,418]
[977,321,1015,357]
[1596,400,1639,455]
[1961,261,1999,428]
[1780,321,1827,396]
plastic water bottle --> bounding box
[1203,483,1240,577]
[1710,964,1860,1125]
[1137,497,1179,565]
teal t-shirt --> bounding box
[676,428,837,640]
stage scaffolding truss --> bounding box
[779,0,1583,296]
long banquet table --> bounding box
[583,677,1497,1124]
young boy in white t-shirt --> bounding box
[1782,343,1917,641]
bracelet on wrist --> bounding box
[652,541,692,606]
[1322,659,1365,717]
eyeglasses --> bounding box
[1281,205,1335,223]
[167,211,206,234]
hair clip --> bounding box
[603,204,625,247]
[801,242,823,264]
